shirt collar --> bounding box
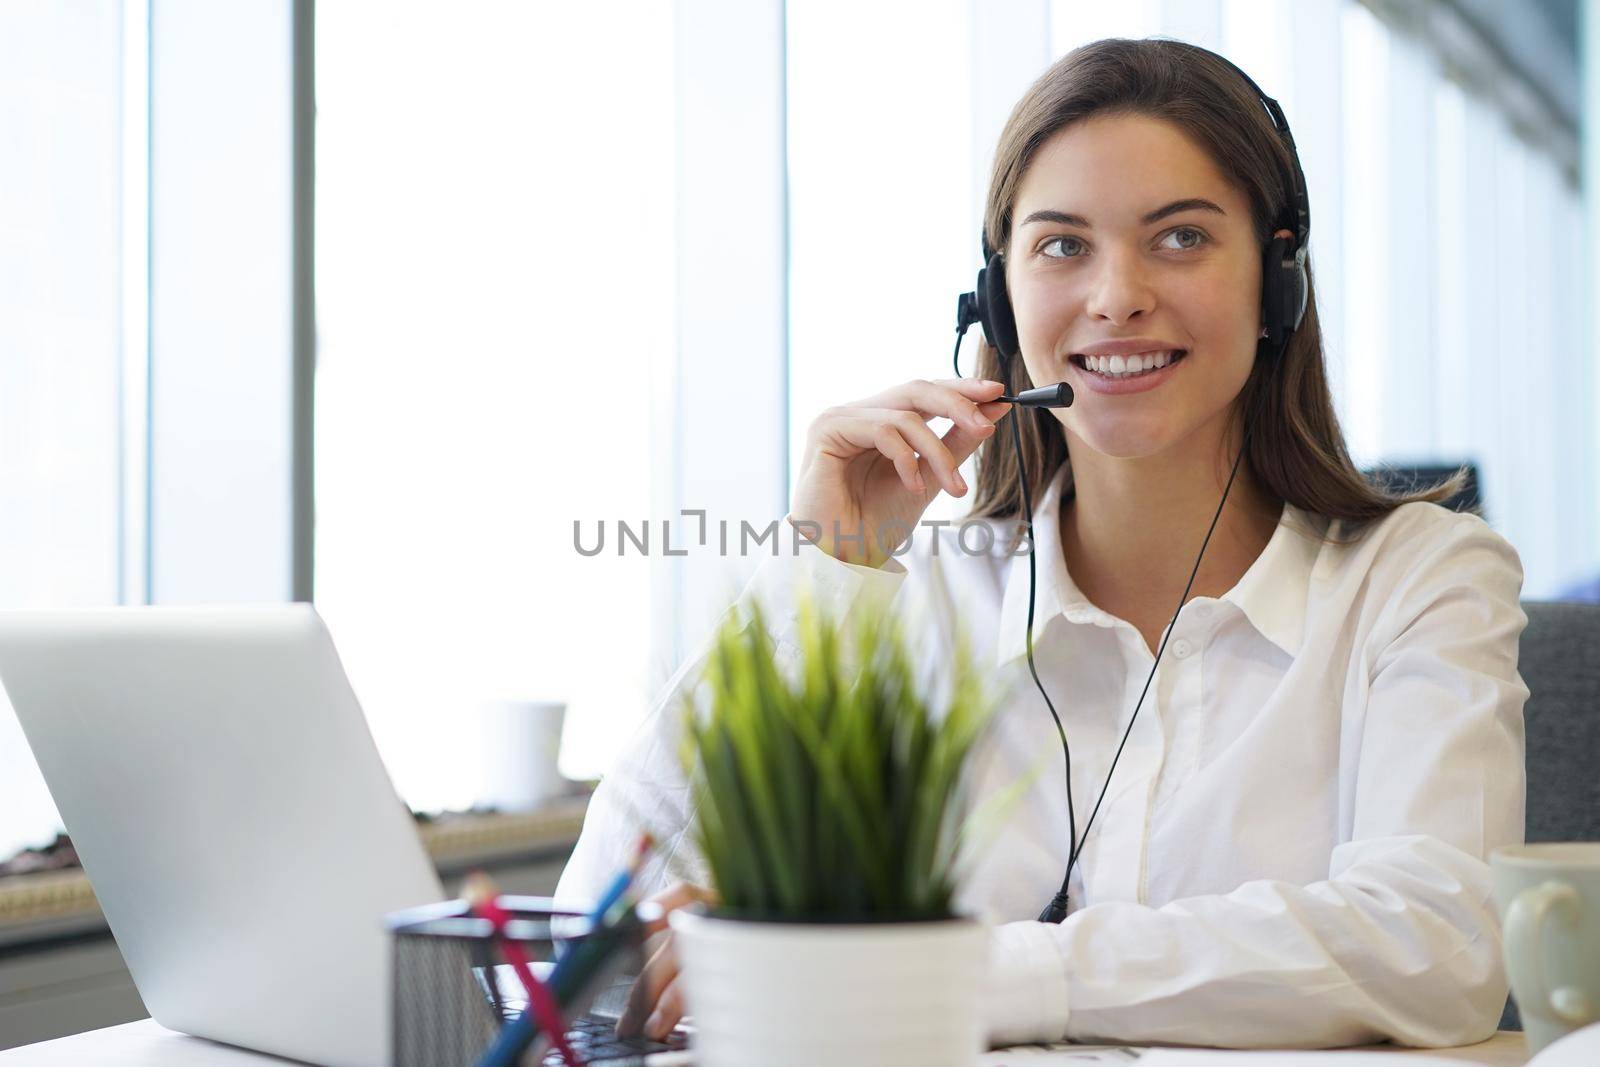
[995,462,1322,665]
[1218,502,1323,658]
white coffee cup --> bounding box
[476,699,567,811]
[1491,842,1600,1056]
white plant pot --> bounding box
[669,908,987,1067]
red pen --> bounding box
[464,872,578,1066]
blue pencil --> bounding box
[475,834,654,1067]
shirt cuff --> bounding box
[982,920,1073,1047]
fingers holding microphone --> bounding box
[849,377,1070,496]
[884,379,1070,500]
[854,377,1013,495]
[790,377,1016,566]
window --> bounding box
[784,0,977,524]
[313,2,675,805]
[1340,0,1390,463]
[0,0,299,860]
[0,1,135,860]
[4,1,1591,853]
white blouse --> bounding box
[555,459,1529,1049]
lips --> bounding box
[1073,337,1188,358]
[1074,350,1185,376]
[1068,349,1189,395]
[1071,350,1187,376]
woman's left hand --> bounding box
[615,881,719,1040]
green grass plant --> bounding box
[677,588,1004,921]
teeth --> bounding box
[1083,350,1180,377]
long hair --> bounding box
[965,37,1466,531]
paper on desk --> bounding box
[982,1047,1489,1066]
[1135,1051,1479,1066]
[981,1045,1143,1064]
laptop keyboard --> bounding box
[476,963,688,1063]
[536,1011,690,1064]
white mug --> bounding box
[475,699,567,811]
[1491,842,1600,1056]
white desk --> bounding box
[0,1020,294,1064]
[0,1019,1532,1065]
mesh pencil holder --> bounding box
[385,895,651,1067]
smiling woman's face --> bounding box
[1006,112,1268,461]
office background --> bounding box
[1,0,1595,865]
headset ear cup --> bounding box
[982,252,1021,360]
[1287,243,1309,331]
[974,265,999,352]
[1260,235,1308,354]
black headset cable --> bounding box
[956,323,1263,923]
[1029,415,1255,922]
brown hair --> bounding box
[966,37,1467,533]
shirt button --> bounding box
[1172,638,1193,658]
[1194,603,1213,619]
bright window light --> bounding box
[785,0,976,524]
[314,2,674,808]
[0,1,127,860]
[1339,0,1388,465]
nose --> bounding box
[1084,246,1156,325]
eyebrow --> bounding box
[1018,198,1227,229]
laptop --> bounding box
[0,604,683,1066]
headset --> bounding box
[953,42,1311,924]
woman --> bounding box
[556,38,1527,1049]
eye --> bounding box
[1039,235,1086,260]
[1161,226,1209,251]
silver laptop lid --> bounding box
[0,604,443,1067]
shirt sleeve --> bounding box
[980,515,1529,1050]
[554,526,910,908]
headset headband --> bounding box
[1191,45,1311,251]
[983,43,1311,259]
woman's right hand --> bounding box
[788,377,1012,566]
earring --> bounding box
[1259,326,1269,339]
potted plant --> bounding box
[667,587,1008,1067]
